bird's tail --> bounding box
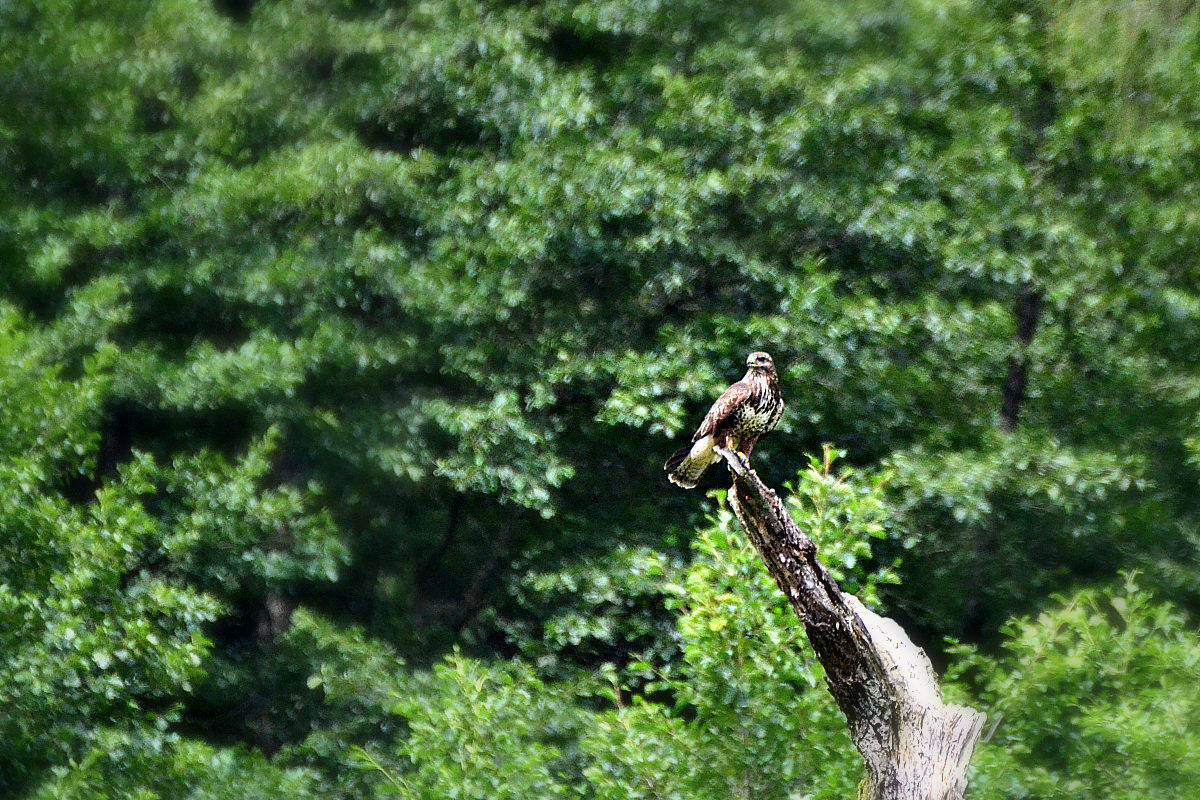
[664,435,717,489]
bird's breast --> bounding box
[733,380,782,433]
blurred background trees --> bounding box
[1,0,1199,796]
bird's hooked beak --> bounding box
[745,352,775,373]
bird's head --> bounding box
[745,351,776,376]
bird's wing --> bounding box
[693,380,751,441]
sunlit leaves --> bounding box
[954,576,1200,800]
[4,0,1200,796]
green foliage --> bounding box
[29,729,319,800]
[660,449,890,800]
[3,0,1200,795]
[885,432,1153,638]
[384,655,577,800]
[7,0,1200,655]
[953,576,1200,800]
[157,433,344,600]
[361,454,890,799]
[0,308,215,792]
[280,611,410,799]
[487,545,683,684]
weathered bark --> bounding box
[714,447,984,800]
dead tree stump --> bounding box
[714,447,985,800]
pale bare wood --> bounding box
[713,447,984,800]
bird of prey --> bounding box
[664,351,784,488]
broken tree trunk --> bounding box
[714,447,985,800]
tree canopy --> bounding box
[2,0,1199,796]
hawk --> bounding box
[664,351,784,488]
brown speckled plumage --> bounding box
[665,351,784,488]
